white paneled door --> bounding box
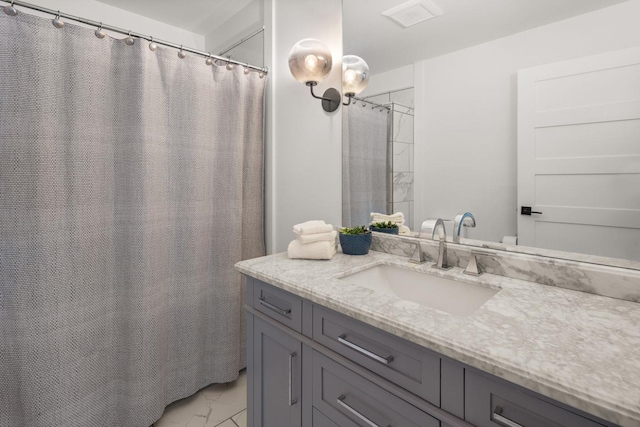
[517,46,640,261]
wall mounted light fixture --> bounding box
[288,39,341,112]
[342,55,369,105]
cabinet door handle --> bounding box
[288,352,297,406]
[338,334,394,365]
[337,394,391,427]
[493,406,524,427]
[258,297,291,316]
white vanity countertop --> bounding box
[235,250,640,427]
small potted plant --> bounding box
[369,221,399,235]
[339,226,372,255]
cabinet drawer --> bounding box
[313,408,340,427]
[313,305,440,405]
[313,350,439,427]
[253,280,303,333]
[465,370,607,427]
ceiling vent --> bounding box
[382,0,444,28]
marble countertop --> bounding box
[235,250,640,427]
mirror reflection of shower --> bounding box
[342,87,414,230]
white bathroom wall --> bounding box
[414,0,640,243]
[16,0,205,48]
[205,0,263,64]
[263,0,343,253]
[360,64,413,99]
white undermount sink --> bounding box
[338,264,499,317]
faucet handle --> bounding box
[463,251,489,276]
[409,242,426,264]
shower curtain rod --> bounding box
[218,27,264,57]
[350,96,391,111]
[1,0,269,74]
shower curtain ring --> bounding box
[3,0,18,16]
[243,63,250,75]
[205,52,213,66]
[148,36,158,51]
[95,22,106,39]
[178,45,187,59]
[52,11,64,28]
[125,31,135,45]
[225,56,233,70]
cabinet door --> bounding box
[253,317,302,427]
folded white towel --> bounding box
[293,220,334,235]
[297,230,337,244]
[371,212,405,225]
[399,225,411,235]
[287,239,336,260]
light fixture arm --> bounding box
[306,82,341,112]
[307,82,331,102]
[343,94,354,106]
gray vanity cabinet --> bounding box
[245,277,619,427]
[252,317,302,427]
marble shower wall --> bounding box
[366,88,415,229]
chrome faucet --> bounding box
[453,212,476,243]
[428,218,452,270]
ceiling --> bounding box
[344,0,630,74]
[95,0,254,35]
[96,0,629,74]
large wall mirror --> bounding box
[342,0,640,267]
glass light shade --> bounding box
[288,39,333,84]
[342,55,370,96]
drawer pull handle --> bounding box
[493,406,524,427]
[338,334,394,365]
[288,352,297,406]
[337,394,391,427]
[258,297,291,316]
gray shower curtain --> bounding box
[0,12,265,427]
[342,104,391,227]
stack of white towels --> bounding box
[370,212,411,235]
[287,220,337,260]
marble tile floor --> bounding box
[151,370,247,427]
